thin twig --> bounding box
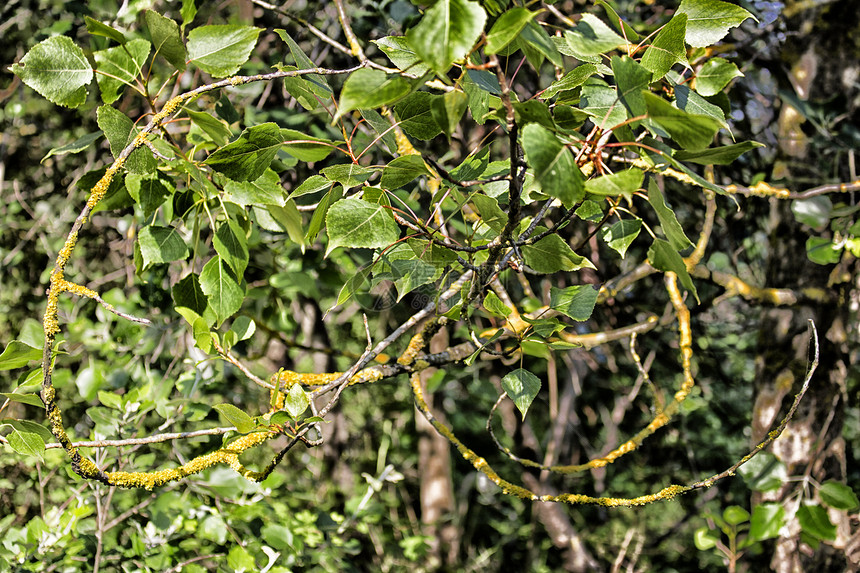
[44,427,235,449]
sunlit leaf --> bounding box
[200,256,244,326]
[406,0,487,76]
[522,235,594,273]
[214,403,255,433]
[501,368,541,420]
[205,123,282,182]
[187,24,262,77]
[137,226,189,269]
[325,198,399,255]
[640,14,688,80]
[550,285,599,321]
[677,0,756,48]
[521,124,584,207]
[695,57,743,96]
[145,10,186,70]
[10,36,93,108]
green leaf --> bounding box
[521,316,566,338]
[1,419,53,442]
[394,92,442,140]
[225,169,286,207]
[181,0,197,31]
[274,29,331,95]
[521,124,584,207]
[230,316,256,342]
[693,527,718,550]
[186,109,231,146]
[677,0,756,48]
[85,16,128,44]
[10,36,93,108]
[335,68,414,122]
[97,104,156,174]
[306,186,341,244]
[522,235,594,274]
[723,505,750,526]
[564,14,625,59]
[554,105,589,132]
[0,341,43,371]
[284,384,310,419]
[227,546,256,572]
[483,291,511,317]
[675,141,763,165]
[640,14,688,81]
[381,155,431,189]
[586,169,644,201]
[280,71,323,111]
[145,10,186,70]
[674,84,726,127]
[519,19,563,69]
[93,39,151,104]
[471,194,508,234]
[172,273,208,316]
[501,368,541,420]
[806,237,841,265]
[5,428,45,461]
[611,56,650,120]
[361,109,398,154]
[450,145,491,180]
[581,83,627,129]
[325,198,400,255]
[797,504,837,541]
[647,239,699,303]
[280,129,336,162]
[200,256,244,326]
[749,503,785,542]
[126,173,173,218]
[738,451,788,492]
[205,123,282,182]
[137,226,189,269]
[16,320,44,352]
[266,201,307,250]
[640,137,725,195]
[214,404,255,433]
[214,219,249,278]
[41,132,102,163]
[601,218,642,258]
[336,264,374,306]
[405,0,487,76]
[466,68,501,95]
[187,24,261,77]
[819,481,860,510]
[98,390,123,410]
[176,307,215,350]
[695,57,743,96]
[643,91,721,151]
[484,7,536,54]
[388,256,440,302]
[321,164,377,190]
[290,174,331,199]
[513,100,555,130]
[791,196,832,229]
[0,393,43,408]
[576,200,604,222]
[372,36,431,75]
[596,0,639,41]
[550,285,599,321]
[431,91,468,137]
[540,63,598,100]
[648,181,694,250]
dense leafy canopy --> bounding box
[1,0,858,571]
